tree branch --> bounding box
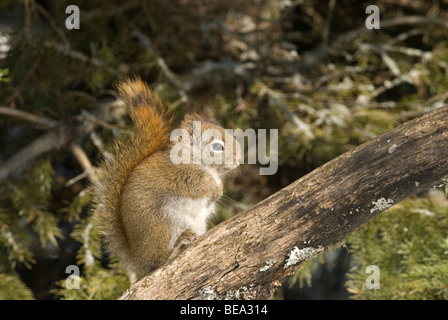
[0,129,66,181]
[0,100,123,182]
[120,105,448,300]
[69,142,99,185]
[0,105,57,129]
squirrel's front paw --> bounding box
[170,229,197,259]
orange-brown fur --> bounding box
[91,77,241,275]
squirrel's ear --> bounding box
[181,113,203,134]
[183,113,203,122]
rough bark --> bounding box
[120,105,448,300]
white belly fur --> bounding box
[162,196,216,247]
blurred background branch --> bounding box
[1,0,447,300]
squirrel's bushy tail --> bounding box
[91,77,173,267]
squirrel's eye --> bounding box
[211,141,224,152]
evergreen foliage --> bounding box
[0,0,447,299]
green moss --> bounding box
[346,196,448,299]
